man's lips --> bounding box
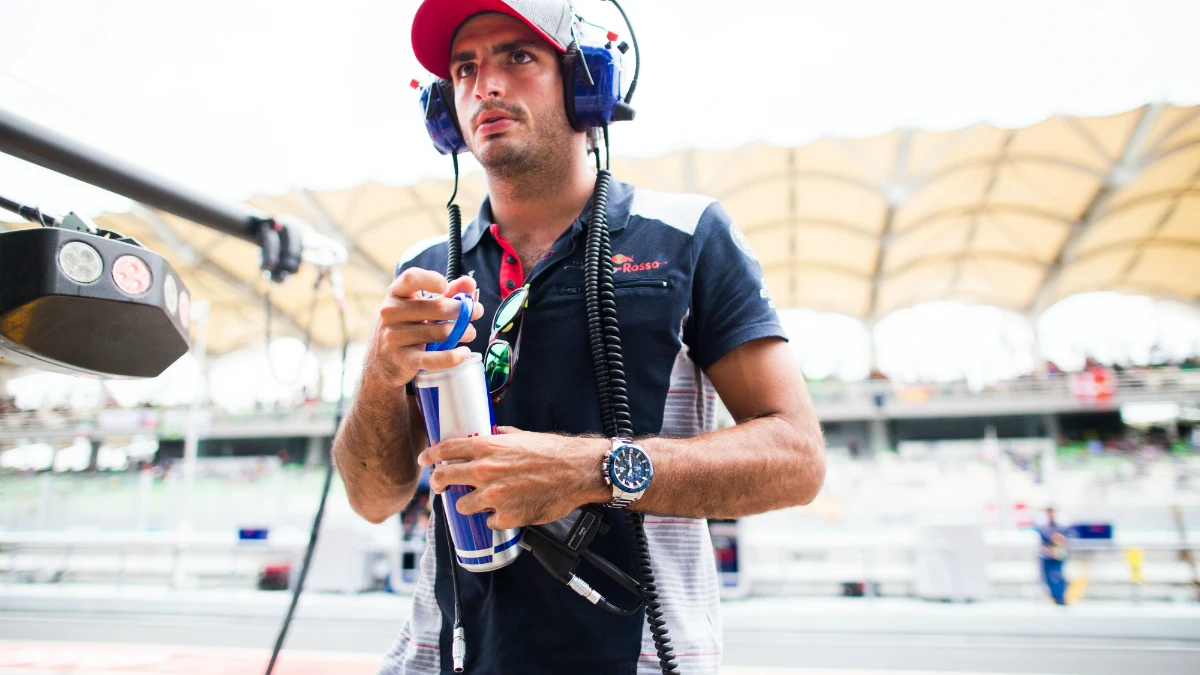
[474,110,518,136]
[477,117,516,135]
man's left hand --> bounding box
[418,427,608,530]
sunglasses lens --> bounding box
[484,341,514,393]
[492,285,529,334]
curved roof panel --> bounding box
[4,104,1196,354]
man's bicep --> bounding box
[705,337,814,424]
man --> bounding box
[333,1,826,673]
[1036,507,1070,605]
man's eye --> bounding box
[456,63,476,79]
[511,51,533,64]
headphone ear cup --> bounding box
[437,79,467,142]
[421,79,468,155]
[560,45,584,132]
[563,43,623,133]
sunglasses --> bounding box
[484,284,530,402]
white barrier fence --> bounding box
[3,523,1197,601]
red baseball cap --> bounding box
[412,0,575,80]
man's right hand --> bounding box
[363,268,485,389]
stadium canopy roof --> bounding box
[4,103,1197,354]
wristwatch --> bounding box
[602,437,654,508]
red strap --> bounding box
[490,223,523,300]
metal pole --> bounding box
[173,299,209,588]
[0,108,264,243]
[987,425,1015,529]
[1041,423,1060,506]
[136,465,153,532]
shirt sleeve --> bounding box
[684,201,788,371]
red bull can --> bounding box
[414,353,523,572]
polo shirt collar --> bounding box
[461,178,634,253]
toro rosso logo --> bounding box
[611,253,667,273]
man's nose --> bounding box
[472,62,504,101]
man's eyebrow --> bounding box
[491,39,543,56]
[449,39,541,66]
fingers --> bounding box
[390,268,448,299]
[454,488,490,517]
[446,276,484,322]
[380,295,473,323]
[427,463,478,492]
[486,511,519,531]
[418,436,485,467]
[445,275,479,302]
[410,346,473,372]
[451,488,519,530]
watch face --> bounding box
[611,445,652,492]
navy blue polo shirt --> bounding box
[380,178,786,675]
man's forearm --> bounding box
[631,413,825,519]
[333,379,424,524]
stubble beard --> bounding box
[472,112,577,201]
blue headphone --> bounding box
[418,40,635,156]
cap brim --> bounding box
[412,0,568,80]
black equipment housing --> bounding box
[0,227,190,378]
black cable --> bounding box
[603,125,611,171]
[0,193,56,226]
[436,492,464,670]
[583,167,677,674]
[446,153,464,280]
[442,151,466,670]
[604,0,640,104]
[0,194,23,218]
[584,170,617,434]
[264,279,349,675]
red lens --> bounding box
[178,290,191,330]
[112,255,152,295]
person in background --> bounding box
[1037,507,1070,605]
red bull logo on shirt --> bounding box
[611,253,667,273]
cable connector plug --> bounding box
[452,626,466,673]
[566,573,602,605]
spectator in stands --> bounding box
[1036,507,1070,605]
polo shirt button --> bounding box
[506,255,516,264]
[506,280,516,289]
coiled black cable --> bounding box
[446,154,464,280]
[584,168,678,674]
[629,511,675,672]
[584,170,617,434]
